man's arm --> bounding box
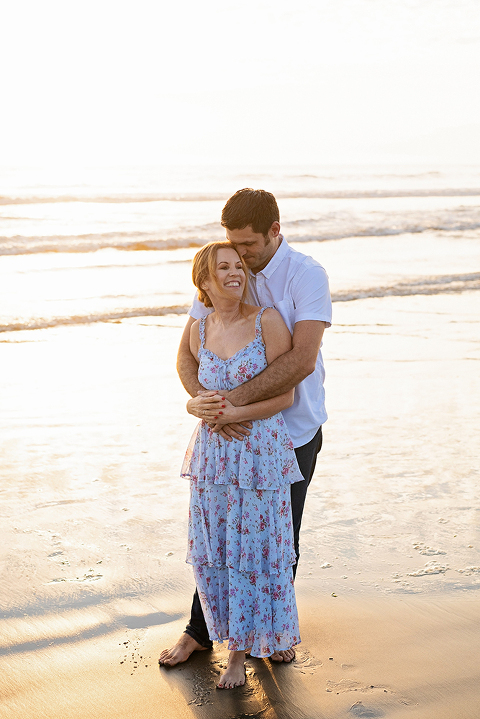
[226,260,331,407]
[226,320,326,406]
[176,316,203,398]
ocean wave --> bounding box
[286,220,480,243]
[0,231,215,255]
[2,188,480,206]
[2,273,479,334]
[286,171,445,180]
[2,214,480,256]
[331,273,480,302]
[0,306,190,334]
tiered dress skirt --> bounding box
[181,310,304,657]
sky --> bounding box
[1,0,480,166]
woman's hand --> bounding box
[187,392,239,425]
[186,391,217,419]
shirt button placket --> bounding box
[257,275,265,304]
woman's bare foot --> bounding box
[217,650,246,689]
[158,633,209,666]
[270,647,296,663]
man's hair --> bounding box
[221,188,280,237]
[192,241,248,309]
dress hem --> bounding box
[212,636,302,659]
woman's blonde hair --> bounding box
[192,241,248,308]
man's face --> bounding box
[225,224,278,273]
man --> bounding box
[159,188,332,666]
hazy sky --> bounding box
[2,0,480,166]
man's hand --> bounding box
[210,421,253,442]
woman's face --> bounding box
[204,247,245,303]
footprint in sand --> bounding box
[46,569,103,584]
[326,679,415,714]
[326,679,378,694]
[292,649,323,674]
[349,701,385,717]
[188,666,216,707]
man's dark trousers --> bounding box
[184,425,324,648]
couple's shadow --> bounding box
[159,645,325,719]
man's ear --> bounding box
[269,221,281,238]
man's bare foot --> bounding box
[217,650,246,689]
[158,633,209,666]
[270,647,296,663]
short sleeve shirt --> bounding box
[189,237,332,447]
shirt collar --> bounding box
[249,234,289,280]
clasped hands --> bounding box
[186,390,252,442]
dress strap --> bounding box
[254,306,272,340]
[199,316,207,349]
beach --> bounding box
[1,165,480,717]
[3,592,480,719]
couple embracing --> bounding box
[159,189,332,689]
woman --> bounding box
[181,241,303,689]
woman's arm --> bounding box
[178,315,253,440]
[189,390,293,425]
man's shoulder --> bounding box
[283,241,327,276]
[189,294,213,319]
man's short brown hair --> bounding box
[221,188,280,237]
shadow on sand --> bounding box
[159,645,326,719]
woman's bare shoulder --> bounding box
[189,318,201,351]
[260,306,287,330]
[189,317,201,334]
[260,307,292,361]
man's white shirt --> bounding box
[188,236,332,448]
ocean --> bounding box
[1,163,480,333]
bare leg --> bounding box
[217,650,246,689]
[158,633,209,666]
[270,647,296,663]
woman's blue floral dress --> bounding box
[181,307,303,658]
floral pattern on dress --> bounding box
[182,307,302,658]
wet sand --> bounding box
[2,592,480,719]
[1,288,480,718]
